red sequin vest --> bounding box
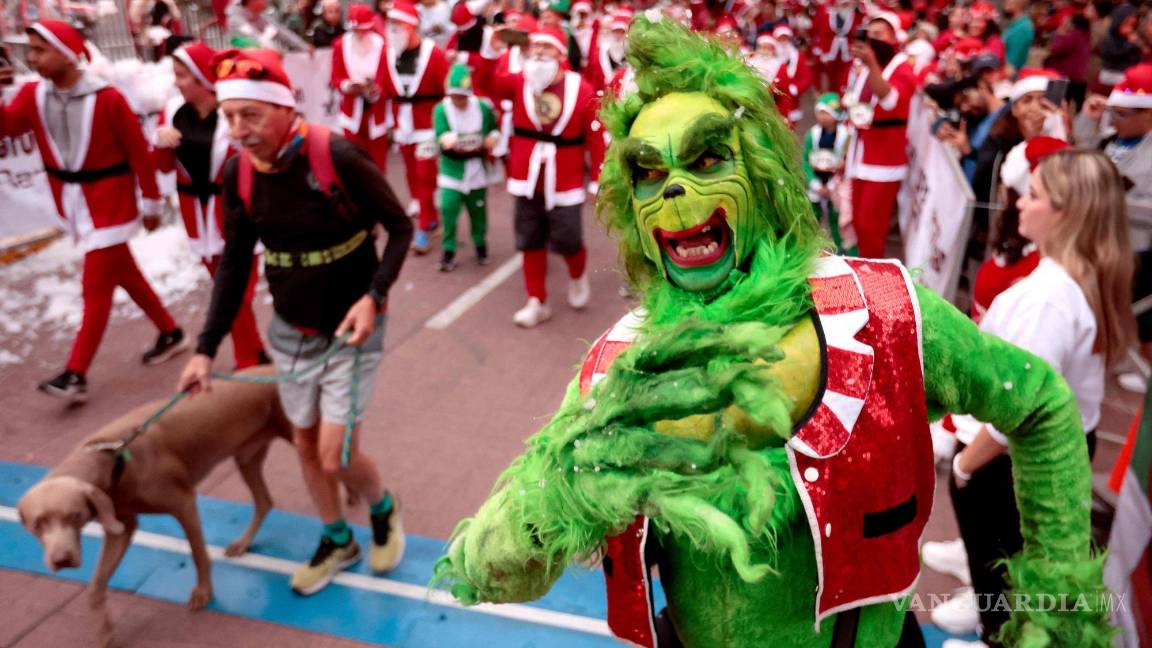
[580,256,935,646]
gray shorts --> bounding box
[265,313,385,429]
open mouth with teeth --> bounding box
[654,209,732,268]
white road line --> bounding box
[0,505,611,637]
[425,254,522,330]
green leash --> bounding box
[85,333,361,469]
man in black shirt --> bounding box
[177,49,413,596]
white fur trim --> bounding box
[1010,75,1050,102]
[217,78,296,108]
[1107,89,1152,109]
[29,24,80,63]
[172,48,214,90]
[528,33,568,56]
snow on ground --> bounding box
[0,225,206,365]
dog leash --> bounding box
[84,333,360,469]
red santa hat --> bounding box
[214,49,296,108]
[451,1,478,27]
[868,11,906,44]
[951,36,984,60]
[347,4,376,30]
[1010,68,1060,102]
[715,14,739,34]
[1107,64,1152,109]
[606,12,631,32]
[1025,136,1070,171]
[771,24,793,40]
[172,42,218,90]
[967,1,997,19]
[572,1,593,14]
[388,0,420,27]
[755,33,777,48]
[26,20,89,64]
[529,25,568,56]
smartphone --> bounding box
[499,28,529,47]
[1044,78,1069,106]
[854,27,868,42]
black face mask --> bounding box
[868,38,896,66]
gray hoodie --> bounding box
[41,71,109,170]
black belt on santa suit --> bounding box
[512,127,585,147]
[868,118,908,129]
[43,160,131,183]
[441,149,487,160]
[177,181,223,203]
[392,94,442,104]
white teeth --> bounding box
[707,241,718,253]
[676,246,689,257]
[701,226,713,234]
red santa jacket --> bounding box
[749,54,798,126]
[844,53,916,182]
[152,96,233,261]
[331,30,392,140]
[811,6,861,63]
[383,38,450,145]
[0,77,161,252]
[586,256,934,647]
[583,34,628,98]
[491,69,605,209]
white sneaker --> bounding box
[568,274,591,309]
[513,298,552,328]
[922,538,971,584]
[942,640,987,648]
[931,586,981,635]
[1118,371,1148,394]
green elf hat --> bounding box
[542,0,571,18]
[815,92,844,119]
[445,62,473,96]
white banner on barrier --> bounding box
[0,126,59,241]
[898,97,974,304]
[283,48,343,130]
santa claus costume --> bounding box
[842,12,916,258]
[153,42,266,369]
[331,5,393,173]
[383,0,450,253]
[772,24,813,124]
[0,20,187,402]
[747,34,797,127]
[583,11,631,98]
[811,0,862,92]
[492,26,605,327]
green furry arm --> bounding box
[916,285,1113,647]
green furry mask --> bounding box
[598,16,823,295]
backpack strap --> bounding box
[237,149,255,216]
[305,124,356,219]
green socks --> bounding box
[370,492,393,517]
[323,519,352,545]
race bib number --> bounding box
[415,140,439,160]
[809,149,840,172]
[456,133,484,151]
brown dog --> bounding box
[17,366,292,614]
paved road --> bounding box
[0,155,1140,647]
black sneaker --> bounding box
[476,245,490,266]
[290,536,362,596]
[369,502,405,573]
[38,370,87,404]
[439,250,457,273]
[141,328,190,366]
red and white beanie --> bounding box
[755,33,776,49]
[771,24,793,40]
[172,42,217,90]
[214,49,296,108]
[1010,68,1060,102]
[1025,136,1070,171]
[606,11,631,33]
[1107,64,1152,109]
[27,20,89,64]
[868,11,906,44]
[529,26,568,56]
[572,1,593,15]
[388,0,420,27]
[347,4,376,30]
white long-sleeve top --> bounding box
[951,256,1103,445]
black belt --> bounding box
[442,149,486,160]
[870,119,907,129]
[177,182,223,199]
[393,94,441,104]
[44,161,131,184]
[513,127,584,147]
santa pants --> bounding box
[513,194,586,303]
[399,142,439,233]
[850,177,901,258]
[818,57,852,93]
[440,187,487,253]
[344,128,390,174]
[204,256,265,369]
[66,243,178,375]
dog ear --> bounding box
[81,483,125,536]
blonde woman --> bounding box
[941,147,1136,648]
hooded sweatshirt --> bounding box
[1100,4,1142,73]
[42,71,110,170]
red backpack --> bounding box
[236,124,354,219]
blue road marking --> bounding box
[0,461,972,646]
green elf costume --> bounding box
[433,63,499,271]
[802,92,854,256]
[435,18,1114,648]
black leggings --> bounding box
[949,432,1097,645]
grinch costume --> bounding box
[435,18,1113,648]
[434,63,499,270]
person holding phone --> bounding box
[842,11,916,258]
[331,4,391,172]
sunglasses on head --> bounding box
[215,58,268,80]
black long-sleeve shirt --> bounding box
[195,135,413,358]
